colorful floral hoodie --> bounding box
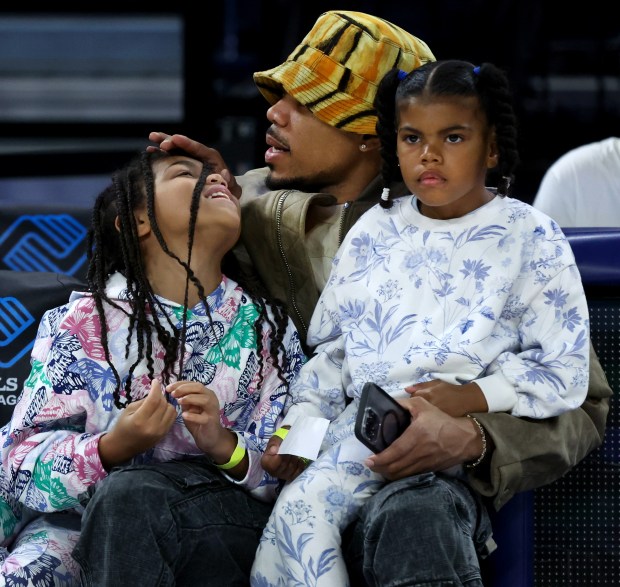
[0,272,305,541]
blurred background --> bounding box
[0,2,618,207]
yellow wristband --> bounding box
[272,427,289,440]
[216,442,246,470]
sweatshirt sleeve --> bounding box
[224,317,306,502]
[282,338,349,427]
[1,303,109,512]
[470,343,611,511]
[480,260,590,418]
[282,258,351,427]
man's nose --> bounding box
[266,95,292,126]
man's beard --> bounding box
[265,168,330,194]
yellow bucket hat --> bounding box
[253,10,435,135]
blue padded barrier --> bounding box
[0,206,91,280]
[484,491,535,586]
[564,227,620,287]
[486,227,620,587]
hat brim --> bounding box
[254,59,379,135]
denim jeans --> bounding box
[74,462,491,587]
[72,457,272,587]
[342,473,493,587]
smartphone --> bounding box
[355,382,411,453]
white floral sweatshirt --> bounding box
[283,195,590,438]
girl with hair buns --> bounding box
[251,60,589,586]
[0,149,304,586]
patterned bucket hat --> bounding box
[253,10,435,135]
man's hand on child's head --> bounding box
[146,132,242,199]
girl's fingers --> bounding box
[138,380,167,415]
[167,381,211,397]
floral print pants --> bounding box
[251,435,383,587]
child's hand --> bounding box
[261,428,309,481]
[404,380,487,417]
[166,380,224,453]
[99,379,177,469]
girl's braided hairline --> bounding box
[374,59,520,208]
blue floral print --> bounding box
[251,195,590,587]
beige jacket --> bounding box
[236,167,611,510]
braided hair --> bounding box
[87,150,291,409]
[375,60,520,208]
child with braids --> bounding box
[0,149,305,586]
[251,60,590,586]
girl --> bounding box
[251,60,589,586]
[0,150,304,586]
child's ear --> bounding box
[114,209,151,237]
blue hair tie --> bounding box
[473,65,481,76]
[397,69,408,81]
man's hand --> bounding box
[364,397,484,479]
[98,379,177,469]
[261,429,309,481]
[147,132,241,199]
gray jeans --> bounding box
[73,462,491,586]
[73,458,272,587]
[343,473,493,586]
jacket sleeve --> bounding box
[469,343,611,511]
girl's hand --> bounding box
[404,380,487,417]
[261,428,308,481]
[167,380,228,455]
[99,379,177,469]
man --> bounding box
[74,10,611,586]
[533,136,620,227]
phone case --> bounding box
[355,382,411,453]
